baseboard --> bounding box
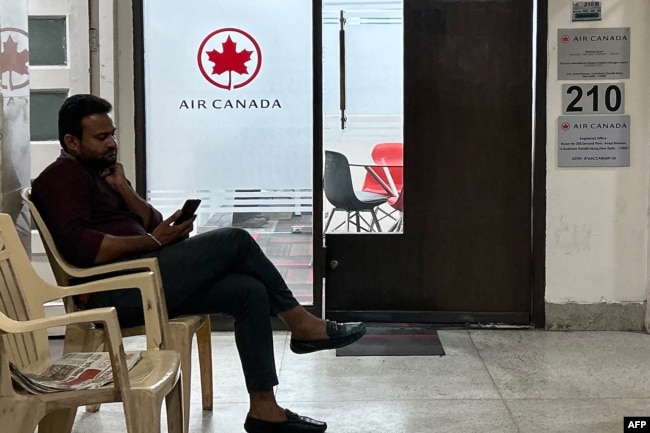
[325,310,531,325]
[545,301,646,331]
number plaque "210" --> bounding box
[562,83,625,115]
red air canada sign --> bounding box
[183,27,281,110]
[197,27,262,90]
[0,27,29,91]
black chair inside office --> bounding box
[323,150,388,232]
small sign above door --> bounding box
[572,1,602,22]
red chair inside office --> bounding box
[361,142,403,197]
[360,142,403,227]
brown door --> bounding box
[324,0,542,325]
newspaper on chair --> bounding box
[10,351,142,394]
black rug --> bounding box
[336,326,445,357]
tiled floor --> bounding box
[60,328,650,433]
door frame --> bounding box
[532,0,548,328]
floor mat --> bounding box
[336,326,445,357]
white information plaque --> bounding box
[557,115,630,167]
[558,28,630,80]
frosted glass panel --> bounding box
[143,0,315,305]
[323,3,402,116]
[31,91,68,141]
[29,17,67,66]
[144,0,313,216]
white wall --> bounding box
[546,1,650,306]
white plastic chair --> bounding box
[22,187,213,433]
[0,212,183,433]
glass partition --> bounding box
[143,0,315,304]
[322,0,404,234]
[28,17,67,66]
[30,91,68,141]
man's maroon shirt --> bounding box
[31,152,163,267]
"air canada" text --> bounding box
[179,99,282,110]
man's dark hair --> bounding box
[58,94,113,149]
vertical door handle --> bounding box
[339,10,347,130]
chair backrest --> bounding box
[371,142,403,166]
[21,188,168,326]
[20,188,75,287]
[372,142,403,192]
[324,150,361,210]
[0,213,52,372]
[361,142,404,196]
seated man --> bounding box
[31,94,366,433]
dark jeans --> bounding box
[86,227,299,392]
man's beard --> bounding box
[80,155,116,172]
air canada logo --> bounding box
[197,28,262,90]
[0,27,29,91]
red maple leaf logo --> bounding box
[1,35,28,76]
[206,36,253,90]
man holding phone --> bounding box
[173,198,202,226]
[31,94,365,433]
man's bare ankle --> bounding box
[248,391,287,422]
[291,319,328,340]
[248,405,287,422]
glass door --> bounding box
[322,0,403,234]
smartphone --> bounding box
[173,199,201,225]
